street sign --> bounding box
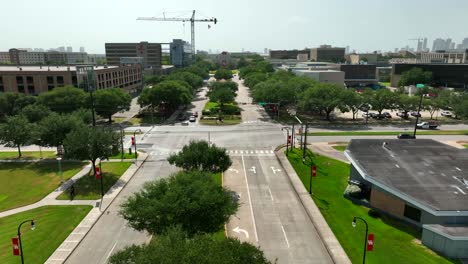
[416,84,425,89]
[95,167,101,180]
[258,102,267,106]
[12,237,19,256]
[367,233,374,251]
[312,166,317,177]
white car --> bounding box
[441,111,453,117]
[189,116,196,122]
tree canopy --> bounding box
[299,83,344,120]
[214,68,233,80]
[0,93,37,118]
[0,115,33,157]
[208,86,236,106]
[37,86,88,113]
[397,67,432,87]
[110,227,271,264]
[94,88,132,123]
[168,140,232,173]
[36,112,84,149]
[166,71,203,90]
[138,80,192,113]
[120,171,238,235]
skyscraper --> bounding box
[423,38,428,51]
[66,46,72,52]
[79,47,85,53]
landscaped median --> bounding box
[307,130,468,136]
[0,161,86,212]
[57,162,132,200]
[0,205,92,264]
[285,148,455,264]
[200,102,242,125]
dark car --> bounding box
[410,111,421,117]
[397,133,416,139]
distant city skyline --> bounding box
[1,0,468,54]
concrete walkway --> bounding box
[275,149,351,264]
[112,96,141,123]
[308,142,350,164]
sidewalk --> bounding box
[275,149,351,264]
[45,152,148,264]
[308,142,350,164]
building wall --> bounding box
[422,227,468,258]
[349,54,379,64]
[391,64,468,88]
[293,70,345,86]
[310,48,345,62]
[420,212,468,225]
[370,186,406,218]
[105,42,161,69]
[270,49,309,59]
[170,39,192,67]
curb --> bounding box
[47,153,150,264]
[274,148,351,264]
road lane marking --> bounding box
[106,241,118,261]
[232,226,249,238]
[228,168,239,173]
[241,155,259,242]
[281,225,290,248]
[268,187,274,201]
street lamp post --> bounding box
[133,129,142,164]
[302,123,309,161]
[291,123,295,152]
[302,156,314,194]
[17,219,35,264]
[352,216,369,264]
[281,127,290,156]
[56,156,63,183]
[413,84,425,138]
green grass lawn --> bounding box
[0,205,91,264]
[57,162,132,200]
[331,145,347,152]
[0,162,86,212]
[0,151,56,160]
[379,82,391,87]
[464,144,468,148]
[286,149,456,264]
[108,152,137,159]
[308,130,468,136]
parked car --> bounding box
[417,122,438,130]
[397,133,416,139]
[410,111,421,117]
[181,121,189,126]
[362,112,377,118]
[381,112,392,119]
[396,111,409,118]
[441,110,453,117]
[189,116,196,122]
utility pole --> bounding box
[302,123,308,161]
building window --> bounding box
[26,76,33,84]
[72,76,77,86]
[27,85,35,94]
[16,76,24,84]
[404,204,421,222]
[0,77,4,92]
[47,76,54,84]
[57,76,64,86]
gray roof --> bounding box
[346,139,468,212]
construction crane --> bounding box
[137,10,217,55]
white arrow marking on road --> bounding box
[232,226,249,238]
[270,167,281,174]
[228,168,239,173]
[249,166,256,174]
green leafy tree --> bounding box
[209,81,238,93]
[237,56,249,69]
[36,112,84,151]
[244,72,268,88]
[0,93,37,118]
[370,88,399,115]
[299,83,344,120]
[396,94,419,115]
[20,104,52,123]
[339,89,363,120]
[168,140,232,173]
[63,126,120,175]
[166,71,203,90]
[208,86,236,106]
[138,80,192,115]
[0,115,33,157]
[252,80,295,106]
[214,68,233,80]
[397,68,432,87]
[180,66,209,79]
[37,86,88,113]
[144,74,166,86]
[94,88,132,123]
[451,93,468,119]
[110,227,271,264]
[120,171,238,235]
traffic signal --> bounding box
[131,136,135,146]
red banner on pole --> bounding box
[95,167,101,180]
[312,166,317,177]
[367,233,374,251]
[131,136,135,146]
[12,237,19,256]
[287,135,291,144]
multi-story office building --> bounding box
[293,69,345,86]
[105,42,162,69]
[269,49,309,60]
[170,39,192,67]
[420,50,467,64]
[338,64,377,87]
[0,49,90,65]
[310,45,346,62]
[391,63,468,88]
[0,64,142,94]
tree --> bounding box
[370,88,399,115]
[120,171,238,235]
[252,80,295,106]
[208,81,238,93]
[144,74,166,86]
[237,56,249,69]
[37,86,88,113]
[36,112,84,151]
[63,126,120,174]
[168,140,232,173]
[0,115,33,157]
[138,80,192,115]
[396,94,419,116]
[397,68,432,87]
[166,71,203,90]
[451,93,468,119]
[243,72,268,88]
[110,227,271,264]
[94,88,132,123]
[0,93,37,118]
[208,86,236,106]
[299,83,344,120]
[214,68,233,80]
[20,104,52,123]
[180,65,209,79]
[339,89,363,120]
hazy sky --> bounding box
[2,0,468,54]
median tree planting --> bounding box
[168,140,232,173]
[138,80,192,117]
[120,171,238,235]
[94,88,132,123]
[214,68,233,80]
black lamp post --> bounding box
[133,129,142,163]
[352,216,369,264]
[281,127,290,156]
[302,123,309,161]
[412,84,425,138]
[302,156,314,194]
[17,219,35,264]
